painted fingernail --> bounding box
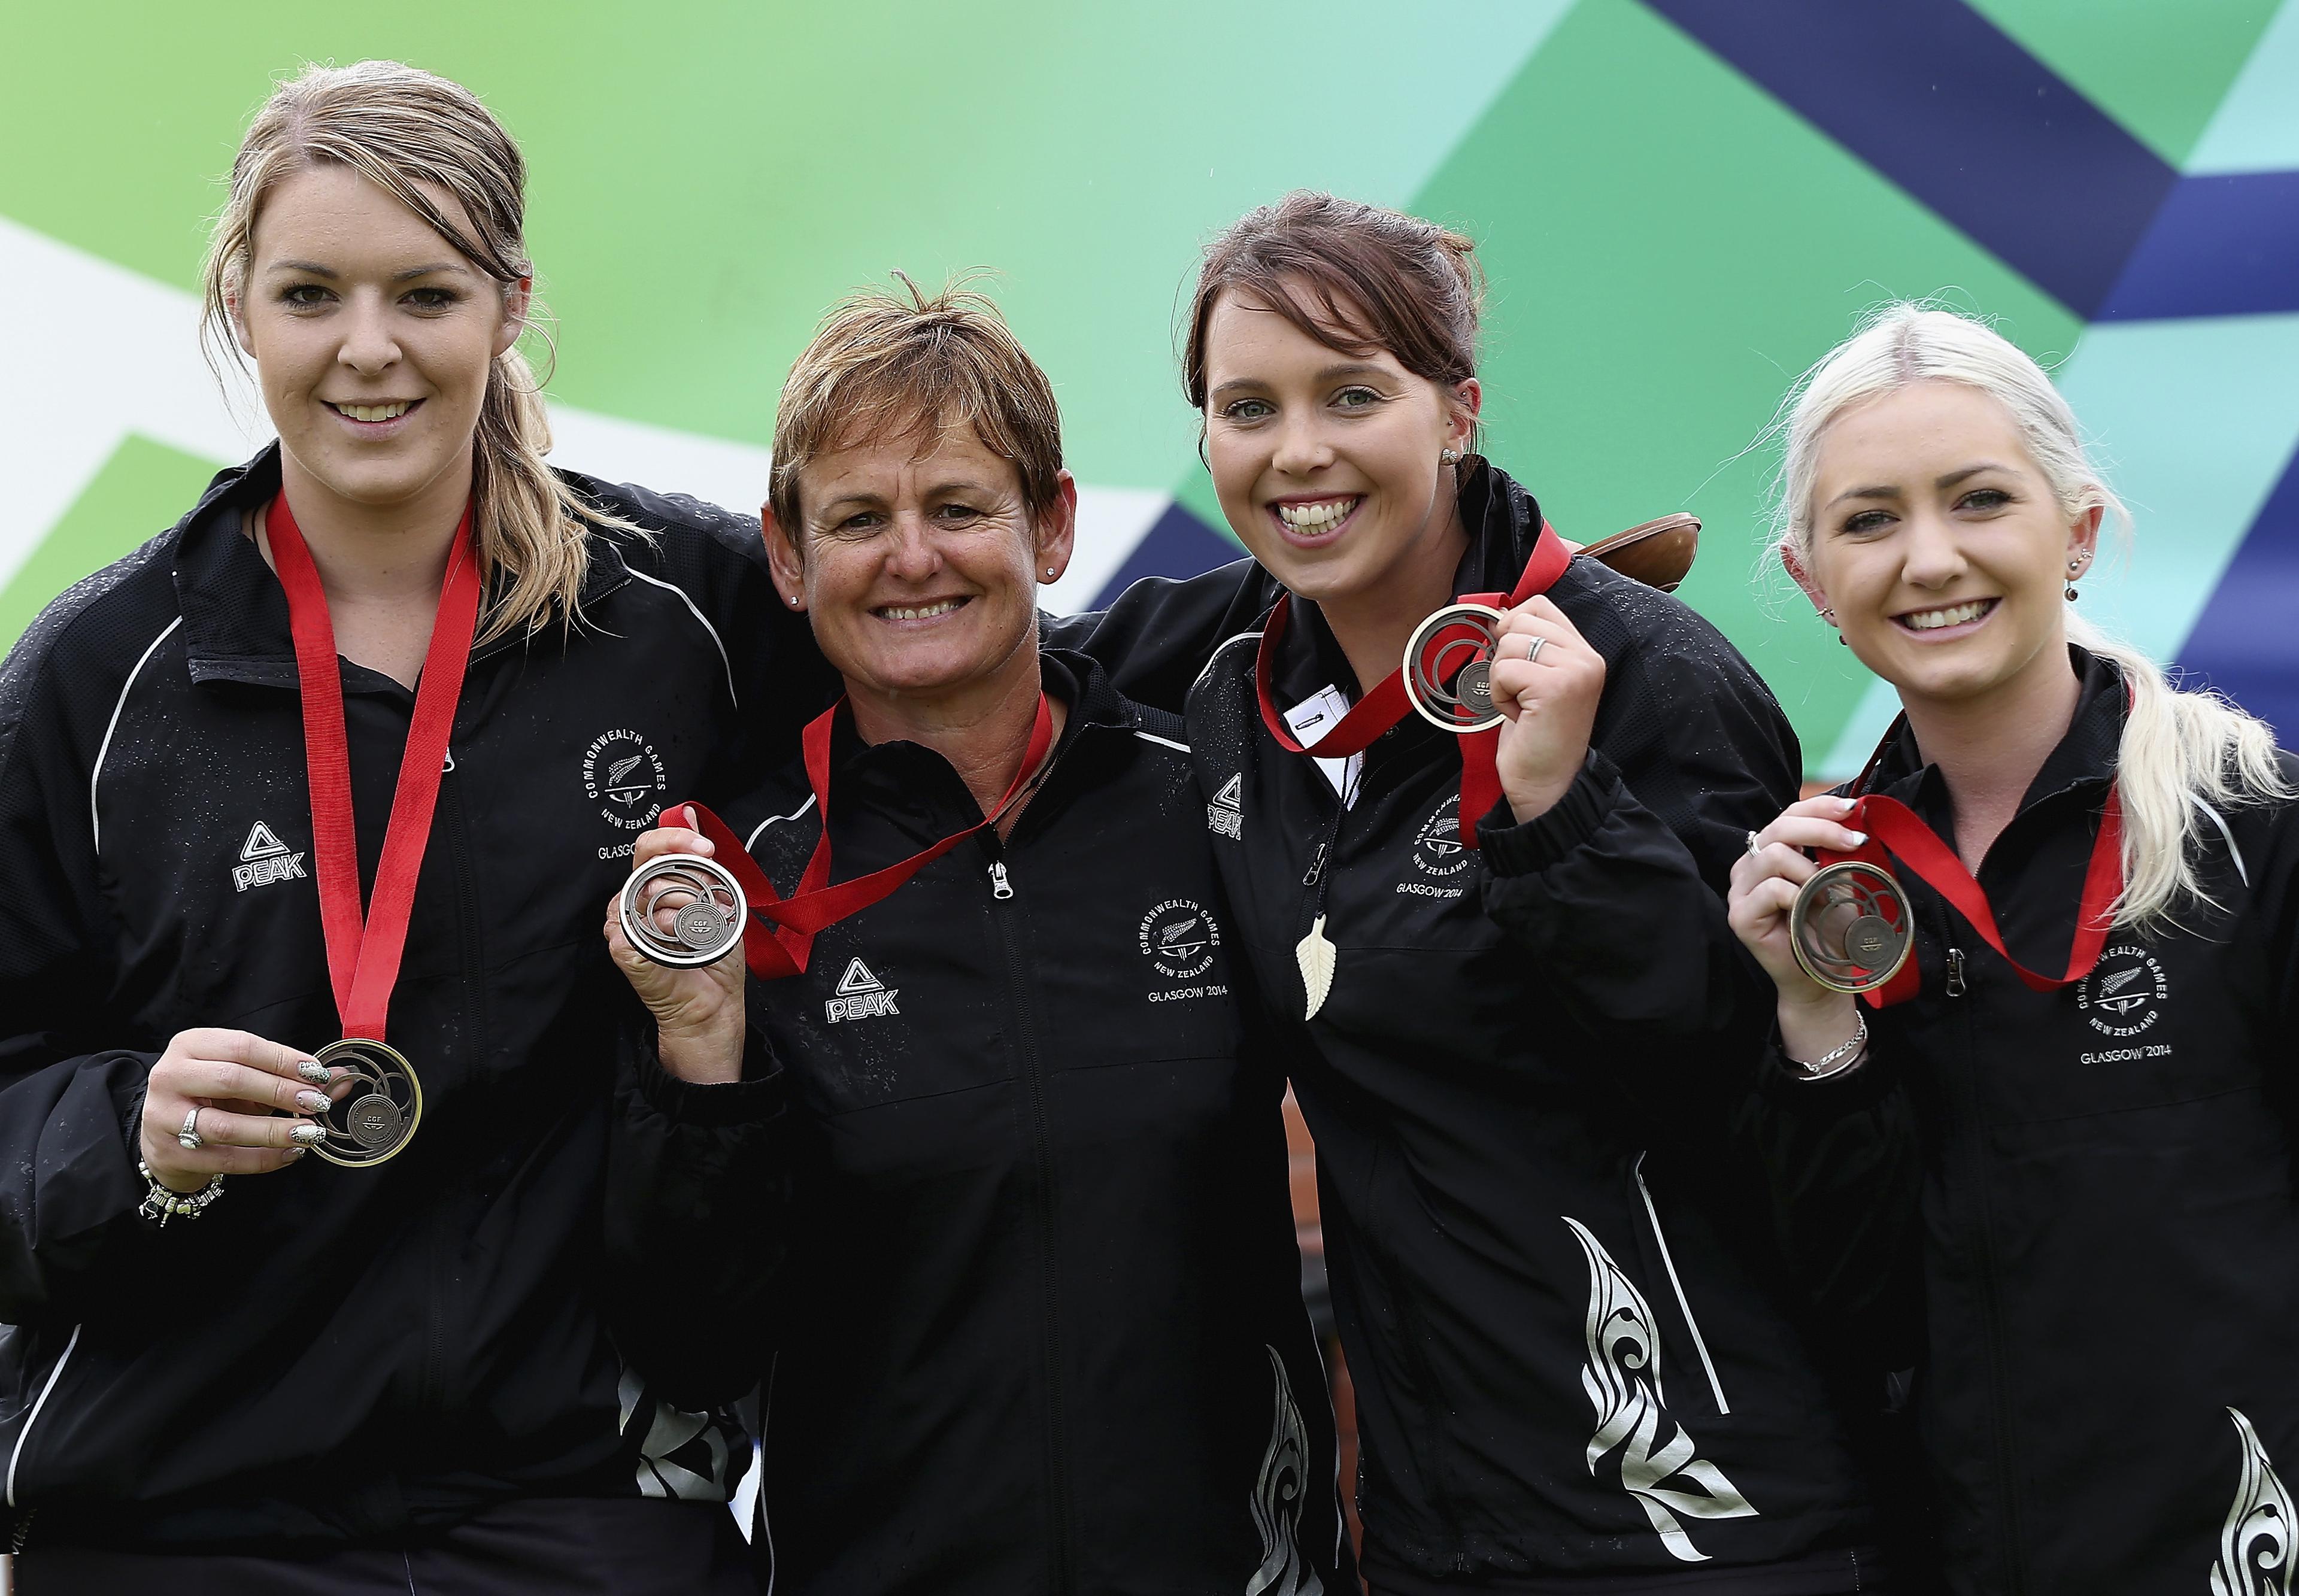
[290,1123,327,1146]
[296,1090,328,1113]
[1848,831,1869,846]
[1836,796,1858,809]
[298,1060,329,1084]
[285,1146,307,1161]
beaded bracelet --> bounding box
[1788,1012,1869,1082]
[137,1162,225,1227]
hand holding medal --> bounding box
[1484,596,1606,824]
[1731,796,1891,1003]
[604,811,750,1086]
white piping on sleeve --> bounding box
[745,794,817,852]
[8,1322,83,1507]
[1633,1154,1730,1416]
[2191,797,2249,887]
[1132,730,1190,754]
[89,615,183,855]
[625,568,738,710]
[1190,630,1264,694]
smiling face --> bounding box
[1200,286,1478,609]
[1800,380,2099,715]
[766,419,1075,705]
[233,162,523,521]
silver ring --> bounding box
[1746,829,1764,856]
[177,1106,203,1151]
[1523,635,1547,665]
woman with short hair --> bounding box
[1731,305,2299,1595]
[609,278,1347,1595]
[0,60,819,1590]
[1066,192,1889,1592]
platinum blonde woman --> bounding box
[1731,304,2299,1595]
[0,61,823,1591]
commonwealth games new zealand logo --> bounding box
[1139,899,1220,981]
[2079,945,2168,1037]
[583,729,669,832]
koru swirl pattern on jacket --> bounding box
[2216,1407,2295,1596]
[1564,1217,1758,1562]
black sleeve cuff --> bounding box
[1476,751,1622,876]
[1757,1025,1900,1112]
[629,1021,786,1130]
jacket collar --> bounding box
[1862,645,2126,821]
[1274,457,1547,705]
[171,442,636,687]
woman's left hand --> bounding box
[1485,595,1606,823]
[602,809,748,1084]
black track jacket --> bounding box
[1060,463,1884,1590]
[1745,650,2299,1595]
[0,446,831,1549]
[645,649,1348,1595]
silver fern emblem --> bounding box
[1564,1216,1758,1562]
[2100,966,2146,997]
[2215,1407,2295,1596]
[1246,1346,1324,1596]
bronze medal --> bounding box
[1403,603,1508,735]
[1790,860,1915,994]
[308,1037,423,1168]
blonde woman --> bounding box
[1731,304,2299,1595]
[0,62,821,1589]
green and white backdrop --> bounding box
[7,0,2297,778]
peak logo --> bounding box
[583,730,669,832]
[232,821,308,893]
[825,958,900,1024]
[2079,945,2168,1037]
[1208,772,1243,840]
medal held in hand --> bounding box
[1805,721,2127,1008]
[269,494,483,1167]
[310,1038,425,1165]
[1403,603,1508,734]
[1789,860,1914,994]
[620,853,749,967]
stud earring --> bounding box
[1440,448,1461,466]
[788,595,799,606]
[1044,568,1056,578]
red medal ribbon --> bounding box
[1254,521,1573,846]
[1823,778,2124,1009]
[268,494,483,1042]
[671,694,1057,979]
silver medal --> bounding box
[620,853,748,968]
[1789,860,1915,994]
[308,1037,423,1168]
[1403,603,1508,734]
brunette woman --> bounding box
[1731,305,2299,1595]
[1069,194,1887,1591]
[0,62,820,1589]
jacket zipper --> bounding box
[6,1321,84,1544]
[1946,947,1967,997]
[1631,1156,1730,1415]
[982,843,1076,1589]
[413,744,486,1417]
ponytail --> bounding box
[2072,615,2290,933]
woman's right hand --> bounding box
[603,810,747,1085]
[139,1029,334,1193]
[1728,794,1869,1061]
